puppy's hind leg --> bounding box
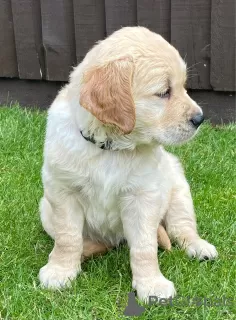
[40,196,55,239]
[165,179,218,260]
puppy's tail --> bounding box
[82,239,113,262]
[157,224,172,251]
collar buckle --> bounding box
[80,131,113,150]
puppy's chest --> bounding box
[77,169,125,243]
[75,159,172,244]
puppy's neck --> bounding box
[76,106,155,151]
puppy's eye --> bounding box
[155,88,171,99]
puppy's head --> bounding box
[79,27,203,146]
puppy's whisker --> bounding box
[197,101,208,105]
[187,74,199,79]
[183,53,187,63]
[187,62,202,71]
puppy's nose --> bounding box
[190,113,204,128]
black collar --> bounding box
[80,131,113,150]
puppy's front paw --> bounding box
[134,275,176,303]
[39,263,80,289]
[186,239,218,260]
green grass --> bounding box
[0,105,235,320]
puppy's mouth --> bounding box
[154,123,199,146]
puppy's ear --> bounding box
[80,58,135,134]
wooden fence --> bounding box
[0,0,235,92]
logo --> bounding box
[123,292,145,316]
[120,293,234,317]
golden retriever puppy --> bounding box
[39,27,217,301]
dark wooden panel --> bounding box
[0,79,63,109]
[171,0,211,89]
[73,0,105,63]
[105,0,137,35]
[211,0,235,91]
[0,0,18,77]
[11,0,43,79]
[40,0,76,81]
[137,0,170,41]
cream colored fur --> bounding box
[39,27,217,301]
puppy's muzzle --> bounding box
[190,113,204,128]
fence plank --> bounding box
[137,0,170,41]
[105,0,137,35]
[11,0,43,79]
[211,0,235,91]
[171,0,211,89]
[73,0,105,63]
[0,0,18,77]
[40,0,76,81]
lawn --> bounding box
[0,105,235,320]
